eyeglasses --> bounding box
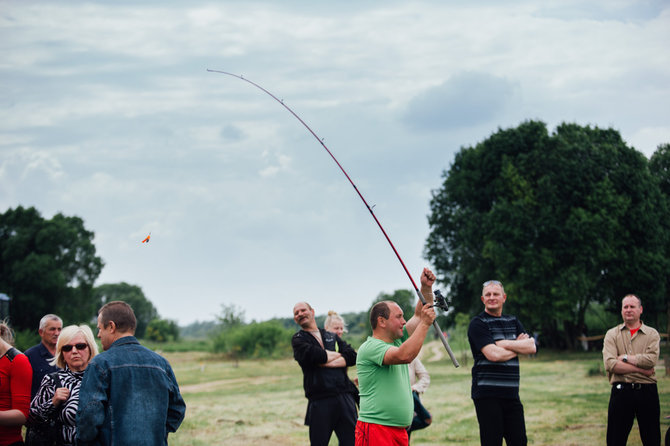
[483,280,502,287]
[62,343,88,352]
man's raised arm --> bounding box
[406,268,436,335]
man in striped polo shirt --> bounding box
[467,280,537,446]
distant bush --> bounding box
[180,320,219,339]
[146,318,180,342]
[587,361,605,377]
[142,338,212,352]
[212,320,293,359]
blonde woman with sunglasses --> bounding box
[29,325,98,446]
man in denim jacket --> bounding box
[76,301,186,445]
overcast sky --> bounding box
[2,1,669,326]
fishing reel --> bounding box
[432,290,451,312]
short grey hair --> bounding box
[482,280,505,295]
[39,314,63,331]
[622,294,642,307]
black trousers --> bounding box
[409,391,432,433]
[607,383,660,446]
[473,397,527,446]
[305,393,357,446]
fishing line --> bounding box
[208,69,459,367]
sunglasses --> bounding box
[483,280,502,287]
[62,343,88,352]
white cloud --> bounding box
[1,0,668,324]
[259,153,291,178]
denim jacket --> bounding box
[76,336,186,446]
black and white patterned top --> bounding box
[29,366,85,446]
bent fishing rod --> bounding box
[208,69,459,367]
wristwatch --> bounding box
[623,354,628,363]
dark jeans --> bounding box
[409,391,432,433]
[407,391,432,443]
[473,397,527,446]
[306,393,357,446]
[607,383,660,446]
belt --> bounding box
[613,382,655,390]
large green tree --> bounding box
[0,206,104,330]
[93,282,158,338]
[425,121,668,348]
[649,143,670,342]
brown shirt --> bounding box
[602,322,659,384]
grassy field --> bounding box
[165,344,670,445]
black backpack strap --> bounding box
[5,347,20,361]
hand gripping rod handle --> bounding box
[415,289,460,367]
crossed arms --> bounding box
[292,332,356,369]
[481,333,537,362]
[609,357,655,377]
[603,328,659,378]
[323,350,348,368]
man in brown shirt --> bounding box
[603,294,660,446]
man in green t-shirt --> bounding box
[355,268,437,446]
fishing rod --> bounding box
[208,69,459,367]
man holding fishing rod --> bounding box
[355,268,437,446]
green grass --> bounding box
[141,338,213,352]
[164,346,670,446]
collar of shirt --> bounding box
[617,321,648,334]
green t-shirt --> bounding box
[356,327,413,427]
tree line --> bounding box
[425,121,670,349]
[0,206,178,349]
[208,290,416,359]
[3,121,667,354]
